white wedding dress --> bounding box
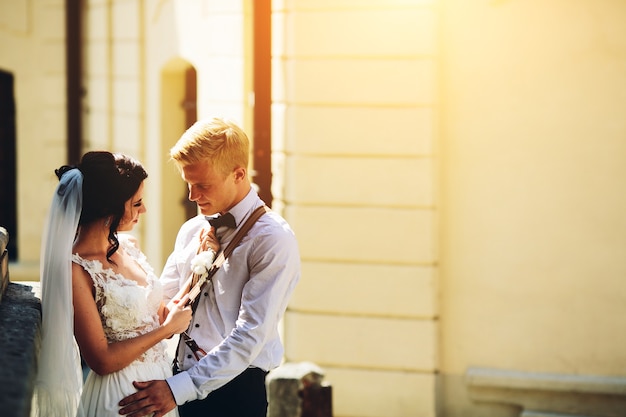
[72,235,178,417]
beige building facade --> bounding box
[1,0,625,416]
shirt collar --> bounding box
[224,187,259,228]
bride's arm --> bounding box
[72,263,191,375]
[161,276,192,322]
[157,278,191,327]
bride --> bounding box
[33,151,218,417]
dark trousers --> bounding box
[178,367,268,417]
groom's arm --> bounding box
[118,380,176,417]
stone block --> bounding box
[0,227,9,303]
[267,362,332,417]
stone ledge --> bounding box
[521,411,595,417]
[466,367,626,417]
[0,282,42,417]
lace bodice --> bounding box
[72,234,167,364]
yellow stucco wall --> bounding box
[441,0,626,373]
[274,1,439,416]
[0,0,66,279]
[439,0,626,414]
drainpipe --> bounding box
[253,0,272,207]
[66,0,82,164]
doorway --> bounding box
[160,59,198,263]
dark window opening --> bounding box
[0,70,18,261]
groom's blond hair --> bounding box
[170,117,250,178]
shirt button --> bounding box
[187,354,192,359]
[195,323,200,328]
[204,292,209,297]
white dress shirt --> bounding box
[161,188,301,405]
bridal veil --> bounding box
[33,168,85,417]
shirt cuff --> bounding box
[166,371,197,405]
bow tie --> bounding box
[206,212,236,230]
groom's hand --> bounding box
[118,380,176,417]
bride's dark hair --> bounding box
[55,151,148,263]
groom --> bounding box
[119,118,301,417]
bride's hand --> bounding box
[163,294,192,335]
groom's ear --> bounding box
[233,167,246,182]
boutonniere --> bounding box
[186,228,221,303]
[190,249,216,280]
